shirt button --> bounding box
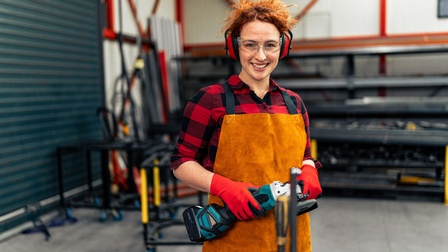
[262,104,267,109]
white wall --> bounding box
[291,0,379,39]
[182,0,448,45]
[111,0,175,36]
[102,0,448,111]
[387,0,448,34]
[183,0,380,43]
[183,0,229,44]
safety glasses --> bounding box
[237,37,282,54]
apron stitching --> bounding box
[226,114,235,123]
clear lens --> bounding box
[237,37,282,54]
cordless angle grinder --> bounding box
[182,170,318,242]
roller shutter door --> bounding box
[0,0,103,231]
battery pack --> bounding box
[182,205,204,242]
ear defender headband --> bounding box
[225,30,293,61]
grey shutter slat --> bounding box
[0,0,103,230]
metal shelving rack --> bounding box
[308,101,448,202]
[174,44,448,202]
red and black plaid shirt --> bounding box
[170,74,312,171]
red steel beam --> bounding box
[379,0,387,76]
[175,0,184,46]
[127,0,147,38]
[380,0,387,36]
[295,0,318,22]
[224,0,235,6]
[103,0,116,39]
[176,0,183,23]
[152,0,161,15]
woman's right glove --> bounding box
[210,174,262,221]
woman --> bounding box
[170,0,321,251]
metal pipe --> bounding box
[289,168,300,252]
[445,145,448,205]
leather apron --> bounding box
[203,83,312,252]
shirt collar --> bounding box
[227,74,282,92]
[227,74,245,89]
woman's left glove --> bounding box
[297,165,322,199]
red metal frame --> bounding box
[379,0,387,77]
[158,51,170,123]
[380,0,387,36]
[103,1,448,54]
[175,0,183,23]
[103,0,116,39]
[103,0,156,41]
[176,0,183,43]
[182,0,448,54]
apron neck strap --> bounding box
[281,90,299,114]
[224,82,235,114]
[223,82,298,115]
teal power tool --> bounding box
[182,174,318,242]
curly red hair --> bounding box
[222,0,298,37]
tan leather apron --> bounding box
[203,83,312,252]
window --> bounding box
[438,0,448,18]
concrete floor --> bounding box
[1,196,448,252]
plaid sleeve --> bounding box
[170,86,218,170]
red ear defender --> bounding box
[225,31,239,60]
[279,30,293,59]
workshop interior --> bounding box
[0,0,448,252]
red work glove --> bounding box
[297,165,322,199]
[210,174,261,221]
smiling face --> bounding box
[237,20,281,86]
